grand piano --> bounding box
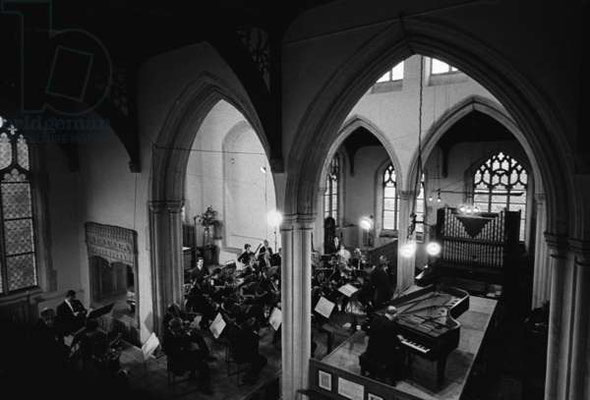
[375,284,470,386]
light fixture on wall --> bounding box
[267,210,283,252]
[458,204,480,215]
[425,241,442,256]
[260,166,267,174]
[359,216,374,231]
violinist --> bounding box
[227,315,267,385]
[162,303,215,362]
[163,317,213,394]
[238,243,255,266]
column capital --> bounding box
[282,213,316,228]
[544,232,569,258]
[569,238,590,267]
[149,200,184,213]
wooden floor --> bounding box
[321,295,498,400]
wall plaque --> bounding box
[85,222,138,267]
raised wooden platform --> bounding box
[308,295,497,400]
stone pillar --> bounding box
[544,233,573,400]
[149,200,185,337]
[281,214,314,400]
[397,191,416,291]
[568,239,590,400]
[532,194,551,308]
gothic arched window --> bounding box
[382,163,399,230]
[473,151,528,241]
[0,117,37,294]
[324,155,340,224]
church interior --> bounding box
[0,1,588,400]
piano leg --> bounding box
[437,356,447,387]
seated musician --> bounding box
[163,317,213,394]
[337,244,352,264]
[360,306,405,384]
[74,318,109,374]
[270,247,282,268]
[189,257,207,282]
[163,303,215,360]
[34,308,69,365]
[227,315,268,385]
[56,289,88,336]
[360,263,394,311]
[185,279,217,329]
[238,243,255,266]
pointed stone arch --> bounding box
[149,72,274,335]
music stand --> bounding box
[87,302,115,320]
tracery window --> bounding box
[376,62,404,83]
[324,155,340,224]
[473,151,528,241]
[430,58,459,75]
[382,163,400,230]
[0,116,37,294]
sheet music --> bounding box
[209,312,226,339]
[64,335,74,347]
[141,332,160,360]
[338,283,359,297]
[269,307,282,331]
[314,296,336,319]
[190,314,203,329]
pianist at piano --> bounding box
[359,306,405,384]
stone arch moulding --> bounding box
[285,18,573,238]
[149,72,274,336]
[406,95,542,199]
[152,72,274,203]
[322,115,404,192]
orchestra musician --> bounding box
[162,303,215,362]
[359,305,405,384]
[237,243,255,266]
[56,289,88,336]
[163,317,213,394]
[226,315,268,385]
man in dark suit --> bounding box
[56,290,87,335]
[361,263,394,310]
[360,306,405,383]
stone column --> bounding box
[148,200,185,337]
[281,214,314,400]
[568,239,590,400]
[544,233,573,400]
[397,191,416,291]
[532,194,551,308]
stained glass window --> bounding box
[473,152,528,241]
[324,155,340,224]
[0,115,37,294]
[383,163,400,230]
